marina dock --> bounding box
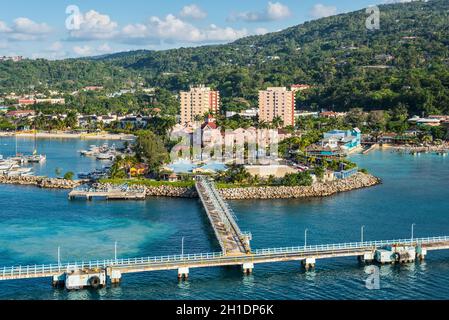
[68,185,146,200]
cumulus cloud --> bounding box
[309,4,337,19]
[97,43,113,53]
[65,9,245,45]
[0,21,11,33]
[254,27,269,35]
[73,45,92,56]
[382,0,415,3]
[68,10,118,40]
[0,18,51,41]
[49,41,63,51]
[228,1,291,22]
[180,4,207,20]
[121,14,248,44]
[72,43,115,57]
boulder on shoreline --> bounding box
[218,173,381,200]
[0,172,381,200]
[0,175,85,189]
[91,172,380,200]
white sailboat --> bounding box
[25,130,46,163]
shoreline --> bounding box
[0,173,380,200]
[0,131,135,141]
[97,172,381,200]
[219,172,381,200]
[0,175,87,189]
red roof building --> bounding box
[6,110,36,118]
[18,99,36,105]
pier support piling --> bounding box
[358,252,374,264]
[178,267,189,281]
[302,258,316,271]
[52,274,66,288]
[416,247,427,261]
[109,269,122,285]
[242,263,254,275]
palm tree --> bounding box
[272,116,283,129]
[257,120,270,129]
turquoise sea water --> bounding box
[0,137,449,300]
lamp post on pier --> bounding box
[411,223,416,241]
[305,229,309,249]
[57,246,60,267]
[182,237,185,259]
[361,225,365,243]
[114,241,117,262]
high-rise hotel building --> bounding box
[180,85,220,124]
[258,87,295,127]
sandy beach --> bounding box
[0,131,135,141]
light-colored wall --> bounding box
[180,86,220,124]
[258,87,295,127]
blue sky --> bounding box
[0,0,402,59]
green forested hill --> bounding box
[1,0,448,114]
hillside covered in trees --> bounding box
[0,0,448,115]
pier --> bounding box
[68,184,146,200]
[1,236,449,286]
[4,177,449,289]
[195,176,252,256]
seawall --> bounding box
[0,176,86,189]
[218,173,381,200]
[0,173,381,199]
[97,173,380,200]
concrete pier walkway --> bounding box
[195,176,251,255]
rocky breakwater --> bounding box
[92,183,198,198]
[145,185,198,198]
[218,173,381,200]
[0,175,85,189]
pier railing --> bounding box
[2,236,449,280]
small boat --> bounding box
[8,156,27,164]
[0,163,13,171]
[96,153,114,161]
[80,145,100,156]
[25,154,46,163]
[77,172,90,179]
[15,167,33,174]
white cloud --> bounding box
[98,43,113,53]
[254,27,269,35]
[72,43,115,57]
[229,1,291,22]
[266,1,292,20]
[204,24,248,42]
[309,4,337,19]
[121,14,248,44]
[0,18,51,41]
[180,4,207,20]
[73,45,93,56]
[12,18,51,34]
[0,21,12,33]
[49,41,63,51]
[382,0,415,3]
[69,10,118,40]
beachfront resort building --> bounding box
[258,87,295,127]
[180,85,220,124]
[306,128,362,158]
[323,128,362,151]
